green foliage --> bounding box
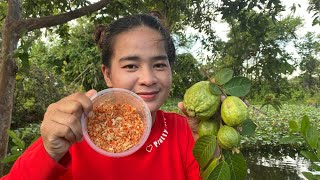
[260,93,283,112]
[280,115,320,179]
[208,68,251,97]
[223,76,251,97]
[307,0,320,25]
[191,68,255,179]
[171,53,205,97]
[241,104,320,149]
[1,124,40,164]
[209,83,222,96]
[207,161,231,180]
[161,98,181,113]
[13,63,67,128]
[224,151,247,180]
[240,119,257,136]
[22,0,90,18]
[295,32,320,93]
[215,68,234,85]
[208,14,302,99]
[30,18,105,91]
[193,135,217,169]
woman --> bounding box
[2,14,201,180]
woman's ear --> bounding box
[101,64,113,87]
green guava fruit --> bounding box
[217,125,240,150]
[183,81,220,120]
[198,119,219,137]
[221,96,248,126]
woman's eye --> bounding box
[123,65,138,69]
[154,63,167,69]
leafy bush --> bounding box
[280,115,320,179]
[171,53,205,98]
[1,124,40,174]
[241,104,320,150]
[13,64,67,128]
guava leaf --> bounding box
[306,126,319,149]
[289,120,300,132]
[279,136,304,144]
[1,153,21,163]
[209,82,222,96]
[223,76,251,97]
[301,115,311,137]
[202,158,219,180]
[215,68,234,85]
[224,151,247,180]
[207,161,231,180]
[240,119,257,136]
[7,130,25,149]
[302,172,317,180]
[301,151,319,162]
[310,162,320,171]
[193,135,216,169]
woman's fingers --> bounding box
[62,92,94,117]
[178,102,188,116]
[40,90,96,161]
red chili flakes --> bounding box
[87,103,145,153]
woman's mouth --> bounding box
[136,91,159,101]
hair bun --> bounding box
[149,11,168,30]
[94,25,108,49]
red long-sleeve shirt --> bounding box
[2,110,201,180]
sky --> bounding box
[222,0,319,39]
[188,0,320,56]
[89,0,319,76]
[89,0,320,41]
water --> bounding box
[243,148,311,180]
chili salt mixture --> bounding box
[87,103,145,153]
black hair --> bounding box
[94,14,176,67]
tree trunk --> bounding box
[0,0,112,176]
[0,0,21,176]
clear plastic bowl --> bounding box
[81,88,152,157]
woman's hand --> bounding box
[40,89,97,162]
[178,102,200,141]
[178,95,227,141]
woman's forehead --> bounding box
[111,27,167,59]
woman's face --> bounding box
[101,26,172,117]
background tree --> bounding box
[0,0,111,175]
[307,0,320,25]
[295,32,320,94]
[206,14,302,98]
[171,53,205,98]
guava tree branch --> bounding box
[14,0,111,32]
[0,15,6,22]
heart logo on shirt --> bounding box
[146,144,153,152]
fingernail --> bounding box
[88,111,93,118]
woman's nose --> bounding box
[138,67,157,86]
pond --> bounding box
[243,148,311,180]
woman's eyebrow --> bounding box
[151,55,168,61]
[119,55,168,62]
[119,55,140,61]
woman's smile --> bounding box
[136,90,159,101]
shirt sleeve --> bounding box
[1,138,69,180]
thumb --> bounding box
[85,89,97,98]
[178,102,188,116]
